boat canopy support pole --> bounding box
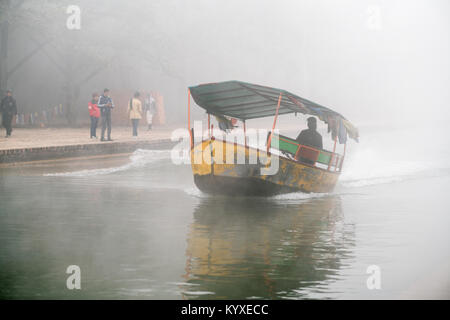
[243,120,247,148]
[328,135,337,171]
[208,113,211,139]
[188,89,192,148]
[340,142,347,171]
[267,92,283,153]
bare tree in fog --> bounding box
[1,1,115,124]
[0,0,178,124]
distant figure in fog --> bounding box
[1,89,17,138]
[128,91,142,137]
[98,88,114,141]
[88,92,100,139]
[144,93,155,130]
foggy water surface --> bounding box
[0,126,449,299]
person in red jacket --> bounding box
[88,92,100,138]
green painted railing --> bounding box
[269,133,342,171]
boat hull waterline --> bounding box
[191,139,340,196]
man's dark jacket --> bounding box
[296,128,323,150]
[1,96,17,117]
[97,95,114,116]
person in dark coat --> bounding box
[97,88,114,141]
[296,117,323,165]
[1,89,17,138]
[296,117,323,149]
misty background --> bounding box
[1,0,450,300]
[0,0,449,128]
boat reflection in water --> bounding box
[181,195,355,299]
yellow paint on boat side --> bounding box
[191,139,339,193]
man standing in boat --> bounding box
[296,117,323,164]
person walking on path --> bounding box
[128,91,142,137]
[144,93,155,130]
[97,88,114,141]
[88,92,100,138]
[1,89,17,138]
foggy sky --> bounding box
[4,0,450,126]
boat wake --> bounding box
[272,192,331,201]
[338,159,447,188]
[337,126,450,188]
[44,149,171,177]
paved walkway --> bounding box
[0,126,176,150]
[0,126,180,163]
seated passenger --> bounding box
[296,117,323,164]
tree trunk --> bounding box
[64,81,76,126]
[0,1,10,94]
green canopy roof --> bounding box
[189,80,345,120]
[189,81,359,142]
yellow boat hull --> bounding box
[191,139,340,196]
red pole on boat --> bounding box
[339,142,347,172]
[328,135,337,171]
[243,120,247,148]
[267,93,283,153]
[188,89,192,148]
[208,113,211,140]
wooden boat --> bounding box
[187,81,359,196]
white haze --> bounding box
[5,0,449,128]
